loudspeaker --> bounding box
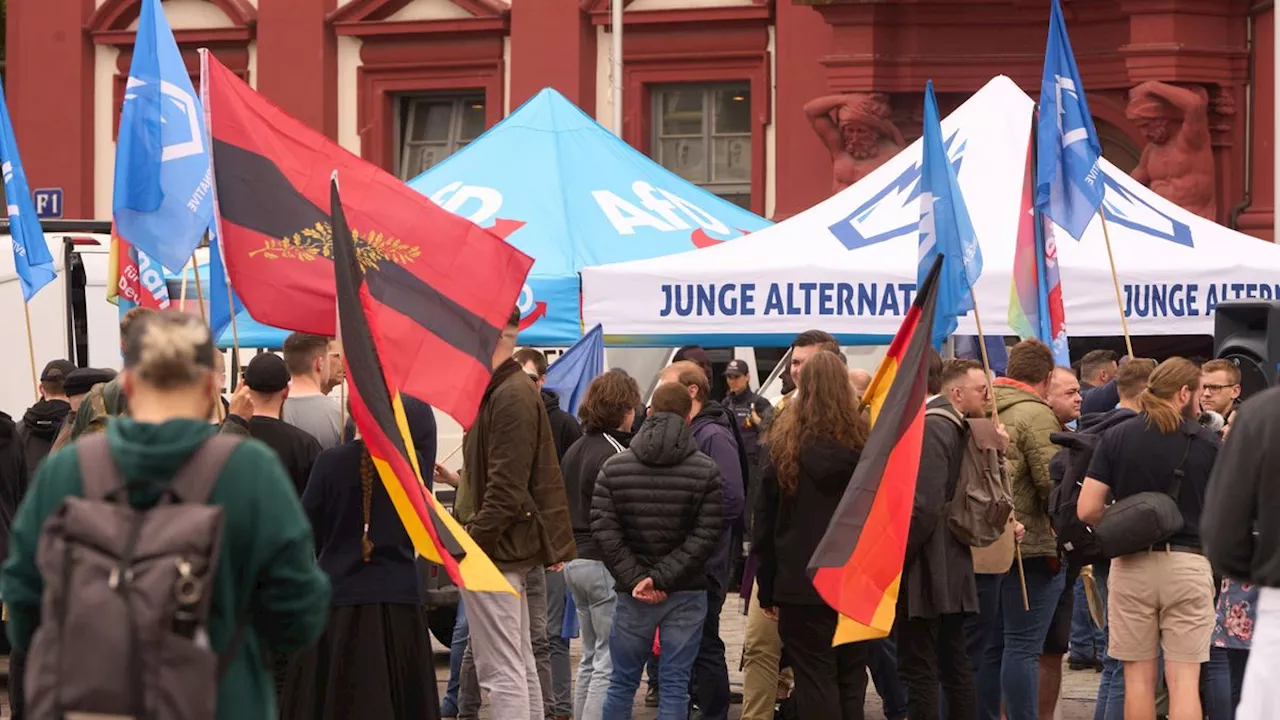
[1213,300,1280,400]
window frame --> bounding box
[394,92,487,181]
[650,82,753,209]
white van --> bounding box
[0,220,116,418]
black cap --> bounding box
[724,359,749,377]
[245,353,291,394]
[41,360,78,383]
[64,368,117,397]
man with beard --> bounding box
[804,92,906,193]
[1078,358,1219,720]
[16,360,77,474]
[658,361,746,720]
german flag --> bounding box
[331,176,514,596]
[201,50,532,428]
[807,255,943,645]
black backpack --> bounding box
[1048,430,1104,566]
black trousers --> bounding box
[689,581,731,720]
[896,610,976,720]
[777,602,870,720]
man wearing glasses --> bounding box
[1200,359,1242,427]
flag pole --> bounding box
[23,300,39,402]
[179,259,190,312]
[968,289,1029,612]
[1096,212,1134,357]
[190,250,223,423]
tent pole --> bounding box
[611,0,623,136]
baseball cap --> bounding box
[41,359,78,383]
[64,368,117,397]
[244,353,291,394]
[724,359,749,377]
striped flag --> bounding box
[1009,136,1070,366]
[331,176,515,596]
[808,256,943,645]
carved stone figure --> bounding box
[1126,81,1217,220]
[804,92,906,194]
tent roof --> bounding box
[406,87,770,344]
[582,76,1280,346]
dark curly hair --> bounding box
[579,372,642,434]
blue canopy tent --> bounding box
[166,263,291,349]
[407,88,770,346]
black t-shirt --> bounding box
[1087,415,1219,548]
[248,416,323,496]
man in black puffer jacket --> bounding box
[592,382,724,719]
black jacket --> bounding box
[542,389,584,462]
[722,389,773,461]
[1203,386,1280,587]
[562,429,632,562]
[591,412,723,593]
[753,436,861,607]
[0,411,30,564]
[1050,407,1138,487]
[16,398,71,476]
[902,399,978,619]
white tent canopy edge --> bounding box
[581,75,1280,347]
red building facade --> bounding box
[6,0,1274,240]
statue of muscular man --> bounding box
[804,92,906,194]
[1126,81,1217,220]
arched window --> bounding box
[1095,118,1142,175]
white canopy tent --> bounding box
[582,76,1280,347]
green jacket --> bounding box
[1,418,331,720]
[69,377,127,440]
[992,380,1063,560]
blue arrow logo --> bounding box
[828,131,967,251]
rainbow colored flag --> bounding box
[1009,136,1069,365]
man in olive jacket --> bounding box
[454,309,576,720]
[983,339,1068,720]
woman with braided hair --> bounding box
[281,396,440,720]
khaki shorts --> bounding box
[1107,549,1215,663]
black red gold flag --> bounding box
[807,255,943,644]
[331,176,513,596]
[201,50,532,428]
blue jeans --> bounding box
[989,563,1067,720]
[1093,566,1125,720]
[1070,575,1105,661]
[971,573,1007,720]
[867,638,908,720]
[604,591,708,720]
[442,601,469,717]
[566,559,617,720]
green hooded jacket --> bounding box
[992,380,1063,560]
[0,418,331,720]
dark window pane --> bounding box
[460,99,486,141]
[713,87,751,135]
[712,136,751,183]
[659,138,708,183]
[659,90,705,136]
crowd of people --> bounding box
[0,306,1273,720]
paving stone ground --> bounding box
[431,599,1103,720]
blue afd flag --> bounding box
[1037,0,1104,240]
[544,325,604,417]
[919,81,982,350]
[113,0,214,273]
[0,84,56,301]
[208,219,243,340]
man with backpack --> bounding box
[896,359,1009,720]
[1,311,331,720]
[1049,358,1156,720]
